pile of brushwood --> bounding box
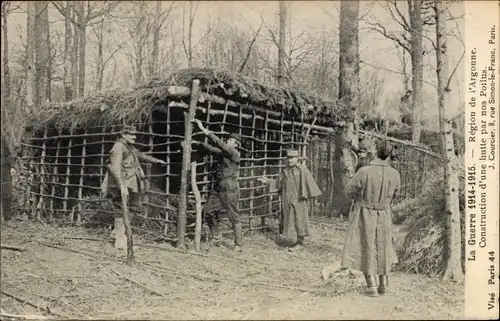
[394,156,465,276]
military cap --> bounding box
[286,149,300,157]
[122,125,137,135]
[229,133,241,142]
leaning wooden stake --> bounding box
[301,117,316,164]
[122,192,134,266]
[177,79,200,248]
[191,161,202,252]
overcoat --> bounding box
[272,164,322,239]
[341,158,401,275]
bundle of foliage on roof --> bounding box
[24,68,344,133]
[144,68,341,120]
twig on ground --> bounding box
[108,268,166,297]
[0,311,50,320]
[62,236,111,242]
[0,290,69,319]
[37,242,117,262]
[138,261,235,285]
[240,280,331,294]
[1,244,26,252]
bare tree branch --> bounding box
[239,16,264,73]
[363,21,411,52]
[360,60,438,89]
[385,0,410,31]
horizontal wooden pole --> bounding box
[167,101,335,134]
[359,130,444,159]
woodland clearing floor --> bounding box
[1,217,463,320]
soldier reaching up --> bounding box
[101,125,166,250]
[192,119,243,252]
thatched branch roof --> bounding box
[25,68,345,132]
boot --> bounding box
[208,217,222,246]
[114,217,126,250]
[364,274,379,297]
[233,222,243,252]
[378,275,389,295]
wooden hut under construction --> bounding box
[19,68,346,239]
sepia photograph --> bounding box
[0,1,498,320]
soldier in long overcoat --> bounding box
[340,140,401,297]
[101,125,166,249]
[259,149,322,250]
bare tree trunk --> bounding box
[409,0,423,143]
[2,5,11,107]
[334,0,360,217]
[277,0,286,85]
[188,1,194,68]
[26,1,35,109]
[76,1,86,97]
[45,9,52,102]
[95,18,104,91]
[135,48,143,85]
[149,0,162,77]
[34,1,50,107]
[71,2,79,97]
[63,1,73,100]
[435,0,463,282]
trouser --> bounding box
[108,188,142,248]
[202,179,242,246]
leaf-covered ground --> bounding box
[0,218,463,320]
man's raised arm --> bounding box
[136,150,163,164]
[196,141,223,155]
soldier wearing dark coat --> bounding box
[101,125,166,249]
[341,140,401,297]
[193,120,243,251]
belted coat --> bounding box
[340,158,401,275]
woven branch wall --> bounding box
[19,97,334,238]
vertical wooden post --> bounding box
[191,161,202,252]
[99,127,105,178]
[177,79,200,248]
[202,100,212,226]
[36,128,48,220]
[26,157,35,215]
[77,129,87,224]
[238,105,245,229]
[145,117,154,220]
[164,110,171,236]
[219,101,229,225]
[263,111,270,229]
[278,113,285,234]
[327,136,335,216]
[249,108,256,229]
[49,131,61,218]
[63,129,73,215]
